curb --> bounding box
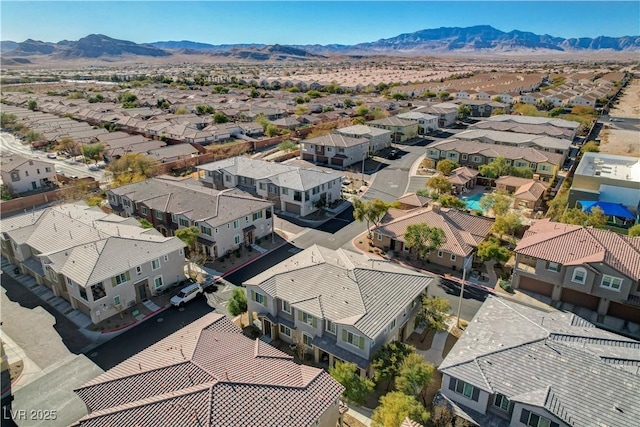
[98,304,170,335]
[220,240,289,279]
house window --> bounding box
[438,250,443,258]
[342,330,365,349]
[450,254,456,262]
[45,167,51,172]
[250,289,266,306]
[279,325,291,337]
[472,156,482,163]
[493,393,510,411]
[136,266,142,276]
[282,188,289,195]
[233,220,239,229]
[124,199,131,207]
[113,272,128,286]
[225,175,231,182]
[215,228,219,234]
[179,248,184,256]
[448,152,457,159]
[252,211,263,221]
[546,261,560,272]
[440,151,446,158]
[171,214,177,223]
[141,206,148,216]
[338,148,344,153]
[390,318,396,329]
[519,409,559,427]
[449,378,479,401]
[282,300,291,314]
[403,243,410,253]
[201,225,212,236]
[11,172,20,181]
[572,268,586,284]
[151,259,161,270]
[312,187,320,195]
[91,282,106,301]
[377,233,382,241]
[326,320,337,334]
[461,154,468,160]
[429,149,439,157]
[154,276,163,290]
[327,147,332,152]
[155,210,163,220]
[294,191,302,202]
[245,216,250,223]
[601,275,622,291]
[66,277,74,286]
[299,311,317,327]
[234,235,241,245]
[179,218,190,227]
[79,286,88,301]
[113,295,121,307]
[540,164,551,172]
[303,333,313,347]
[530,163,537,170]
[259,183,266,190]
[164,254,169,262]
[515,161,527,168]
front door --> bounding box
[390,240,396,251]
[31,181,37,190]
[263,319,272,338]
[138,283,148,301]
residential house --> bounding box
[454,129,571,161]
[395,193,431,210]
[197,157,342,217]
[495,176,549,210]
[470,120,575,141]
[437,296,640,427]
[146,143,200,163]
[371,205,494,272]
[0,155,57,194]
[334,124,392,153]
[512,219,640,324]
[396,111,439,135]
[415,102,458,127]
[485,115,579,141]
[73,312,345,427]
[0,203,186,324]
[367,116,419,144]
[245,245,435,377]
[568,152,640,220]
[106,177,274,260]
[425,139,563,182]
[454,100,510,118]
[301,133,369,168]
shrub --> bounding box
[499,280,513,293]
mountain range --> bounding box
[1,26,638,64]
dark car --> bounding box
[388,149,399,159]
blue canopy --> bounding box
[578,200,635,220]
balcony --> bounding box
[625,294,640,307]
[515,263,536,274]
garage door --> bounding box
[284,202,301,214]
[302,153,314,161]
[517,276,554,297]
[560,288,599,311]
[608,302,640,323]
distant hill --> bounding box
[0,40,19,53]
[150,40,265,51]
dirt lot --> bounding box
[599,79,640,158]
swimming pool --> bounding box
[462,193,483,212]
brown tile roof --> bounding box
[429,139,563,166]
[74,313,344,426]
[496,176,548,201]
[448,166,479,185]
[515,219,640,279]
[396,193,431,209]
[373,206,494,256]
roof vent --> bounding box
[614,404,624,413]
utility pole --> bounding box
[456,256,473,329]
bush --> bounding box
[499,280,513,293]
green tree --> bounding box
[27,99,37,111]
[138,218,154,229]
[628,224,640,237]
[195,104,214,115]
[391,92,408,101]
[395,352,434,398]
[372,341,415,386]
[107,153,158,186]
[213,112,229,124]
[416,296,450,333]
[356,106,370,117]
[436,160,459,175]
[343,98,354,108]
[437,194,466,209]
[329,361,375,406]
[371,391,429,427]
[586,206,607,228]
[25,130,43,143]
[510,166,534,179]
[228,288,248,316]
[82,143,105,164]
[426,175,452,195]
[404,224,446,261]
[59,136,79,155]
[265,124,280,137]
[278,140,297,152]
[457,104,471,120]
[491,212,522,238]
[549,107,564,117]
[477,237,512,263]
[478,157,512,179]
[1,184,15,201]
[581,141,600,153]
[175,225,201,278]
[480,192,512,216]
[438,91,450,101]
[0,112,17,127]
[561,206,606,228]
[352,117,366,125]
[353,198,392,236]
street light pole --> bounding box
[361,150,366,184]
[456,256,473,329]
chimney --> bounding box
[431,202,441,212]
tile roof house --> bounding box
[426,139,563,182]
[107,177,274,260]
[447,167,479,194]
[367,116,419,143]
[73,312,345,427]
[512,219,640,326]
[244,245,435,376]
[437,296,640,427]
[197,157,342,217]
[495,176,549,210]
[1,203,186,324]
[300,133,369,169]
[454,129,571,160]
[371,205,494,272]
[396,111,439,135]
[334,124,392,153]
[0,155,57,194]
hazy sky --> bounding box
[1,1,638,44]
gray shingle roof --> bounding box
[74,313,344,427]
[439,297,640,427]
[245,245,434,337]
[428,139,564,165]
[456,129,571,151]
[305,133,368,148]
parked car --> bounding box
[387,149,399,159]
[170,283,203,307]
[46,153,56,159]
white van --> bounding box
[170,283,203,307]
